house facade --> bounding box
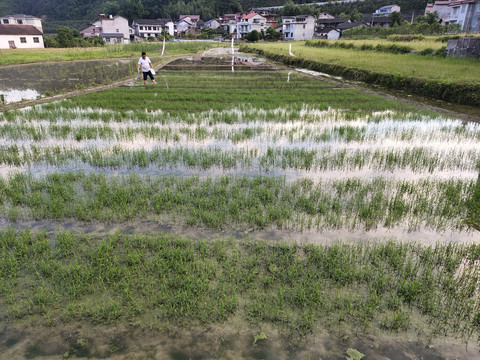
[81,15,133,44]
[446,0,480,32]
[282,15,315,40]
[132,18,174,38]
[237,13,267,39]
[0,24,44,49]
[221,13,241,34]
[0,14,43,32]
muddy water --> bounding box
[0,59,136,104]
[0,323,479,360]
[2,219,477,246]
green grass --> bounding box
[1,229,480,341]
[0,42,216,66]
[241,42,480,84]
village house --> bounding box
[0,24,44,49]
[204,19,221,30]
[445,0,480,32]
[0,14,44,49]
[315,28,341,40]
[374,5,401,16]
[179,15,200,26]
[361,15,391,27]
[1,14,43,32]
[81,14,134,44]
[220,13,241,34]
[315,18,350,31]
[282,15,315,40]
[132,18,174,38]
[237,13,267,39]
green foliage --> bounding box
[265,27,281,41]
[245,30,261,42]
[388,11,402,27]
[45,27,105,48]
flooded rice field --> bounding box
[0,59,136,104]
[1,55,480,359]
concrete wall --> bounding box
[446,37,480,58]
[0,34,44,49]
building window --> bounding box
[140,26,144,30]
[2,19,8,24]
[116,29,119,32]
[20,37,26,43]
[461,5,466,13]
[303,24,306,29]
[33,37,39,43]
[17,20,23,24]
[148,26,151,30]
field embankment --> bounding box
[240,42,480,107]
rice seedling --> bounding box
[0,228,480,341]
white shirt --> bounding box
[138,57,152,72]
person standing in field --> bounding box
[137,52,156,85]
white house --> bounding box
[374,5,401,15]
[132,18,174,38]
[0,24,44,49]
[282,15,315,41]
[237,13,267,39]
[446,0,480,32]
[315,28,341,40]
[81,15,133,44]
[0,14,43,32]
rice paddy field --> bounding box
[1,54,480,359]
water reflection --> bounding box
[0,59,135,104]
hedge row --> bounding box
[240,46,480,107]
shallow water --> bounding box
[0,59,135,103]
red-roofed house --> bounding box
[236,13,267,39]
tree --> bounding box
[102,1,120,16]
[245,30,260,42]
[121,0,144,21]
[389,11,402,27]
[265,26,280,41]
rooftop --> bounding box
[0,24,43,35]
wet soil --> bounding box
[1,322,479,360]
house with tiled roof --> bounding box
[236,12,267,39]
[0,24,44,49]
[425,1,453,23]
